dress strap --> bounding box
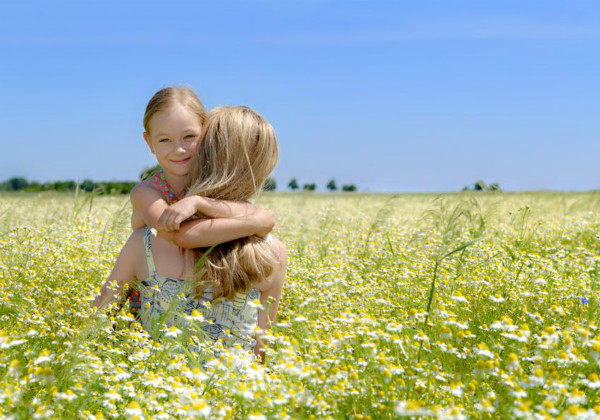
[143,227,158,277]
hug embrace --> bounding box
[93,87,287,363]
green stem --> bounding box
[418,259,440,363]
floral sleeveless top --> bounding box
[137,227,261,352]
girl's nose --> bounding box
[175,140,186,152]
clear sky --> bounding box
[1,0,599,192]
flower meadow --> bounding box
[1,192,600,420]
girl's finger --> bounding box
[158,213,168,229]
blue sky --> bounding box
[1,0,599,192]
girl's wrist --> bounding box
[193,196,209,213]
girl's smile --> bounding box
[144,103,202,178]
[171,157,192,165]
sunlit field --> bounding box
[1,191,600,419]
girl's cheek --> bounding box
[189,140,200,152]
[155,143,171,155]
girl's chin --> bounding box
[161,166,190,177]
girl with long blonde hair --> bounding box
[126,87,276,318]
[94,106,287,361]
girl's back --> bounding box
[135,227,274,352]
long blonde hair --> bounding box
[186,106,279,299]
[143,87,207,134]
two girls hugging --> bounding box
[93,87,287,362]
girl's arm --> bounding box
[130,183,172,229]
[157,195,271,232]
[254,238,287,362]
[158,211,274,248]
[131,209,146,230]
[92,230,142,310]
[131,184,275,248]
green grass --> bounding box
[0,191,599,419]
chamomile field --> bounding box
[1,191,600,420]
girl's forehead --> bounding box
[149,104,202,130]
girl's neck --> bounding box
[162,172,187,196]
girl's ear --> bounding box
[143,132,155,154]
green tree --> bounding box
[473,180,487,191]
[104,181,137,195]
[140,164,161,181]
[53,180,77,192]
[288,178,299,191]
[463,181,500,192]
[263,177,277,191]
[342,184,357,192]
[4,177,29,191]
[24,181,42,192]
[326,179,337,191]
[79,179,96,192]
[303,183,316,191]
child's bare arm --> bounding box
[157,196,269,231]
[158,196,274,232]
[131,209,146,230]
[158,209,275,248]
[130,183,171,229]
[92,231,140,310]
[254,238,287,362]
[132,184,275,248]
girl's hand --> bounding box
[157,196,201,232]
[250,207,276,237]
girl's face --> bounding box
[144,104,202,178]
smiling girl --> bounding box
[126,87,275,317]
[95,105,286,362]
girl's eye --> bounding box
[185,135,197,140]
[159,138,170,143]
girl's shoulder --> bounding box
[269,236,287,261]
[271,237,287,280]
[253,236,287,292]
[130,178,163,205]
[131,178,161,196]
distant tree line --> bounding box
[140,172,357,193]
[0,166,162,195]
[462,181,501,192]
[0,177,137,194]
[1,171,358,195]
[286,178,357,192]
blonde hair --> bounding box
[143,87,207,134]
[186,106,279,299]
